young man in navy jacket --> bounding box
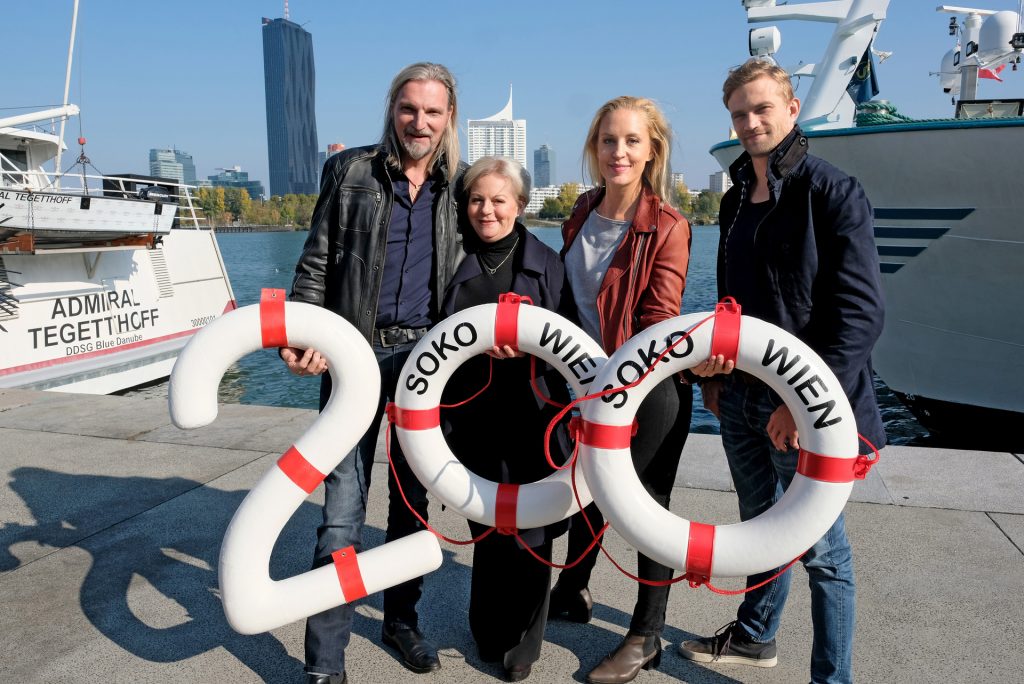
[681,58,885,684]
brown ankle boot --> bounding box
[585,633,662,684]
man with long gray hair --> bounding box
[281,62,466,683]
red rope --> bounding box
[439,357,493,409]
[702,556,803,595]
[529,355,567,409]
[383,422,495,546]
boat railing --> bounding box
[0,166,209,229]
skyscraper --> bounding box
[533,144,555,188]
[262,16,318,196]
[149,148,196,185]
[467,86,526,166]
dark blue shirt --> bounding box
[375,175,436,329]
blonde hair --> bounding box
[463,156,531,210]
[722,58,795,108]
[380,62,460,181]
[583,96,673,201]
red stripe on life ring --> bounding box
[260,288,288,348]
[710,297,741,364]
[331,546,368,602]
[685,521,715,580]
[797,449,860,483]
[386,403,440,430]
[494,293,533,350]
[495,483,519,533]
[577,419,634,450]
[277,446,326,494]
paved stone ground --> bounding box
[1,388,1022,683]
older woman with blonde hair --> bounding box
[441,156,572,682]
[548,97,693,684]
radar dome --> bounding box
[978,11,1020,64]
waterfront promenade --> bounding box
[1,387,1021,683]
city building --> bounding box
[524,182,590,215]
[207,166,266,201]
[262,15,318,196]
[709,170,733,193]
[533,144,555,188]
[148,148,197,186]
[317,143,346,179]
[467,86,526,166]
[670,172,686,188]
[525,185,561,214]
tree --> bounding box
[539,197,565,220]
[691,190,725,224]
[673,181,692,215]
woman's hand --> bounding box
[279,346,329,376]
[484,344,525,360]
[691,354,736,378]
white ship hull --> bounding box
[0,228,235,393]
[712,118,1024,435]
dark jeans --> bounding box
[718,376,855,684]
[304,339,430,676]
[558,377,693,636]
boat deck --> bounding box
[1,388,1021,683]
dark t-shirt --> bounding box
[724,197,772,306]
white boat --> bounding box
[0,7,235,394]
[711,1,1024,445]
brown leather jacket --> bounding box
[560,184,691,354]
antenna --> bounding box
[284,0,289,21]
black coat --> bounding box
[440,226,573,541]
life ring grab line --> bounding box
[393,299,608,530]
[169,294,442,635]
[579,312,859,580]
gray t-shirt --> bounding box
[565,210,631,344]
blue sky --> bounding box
[6,1,1021,192]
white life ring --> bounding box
[393,294,607,530]
[579,302,866,581]
[169,289,442,634]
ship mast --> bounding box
[742,0,890,130]
[54,0,80,187]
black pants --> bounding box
[557,377,693,636]
[467,521,553,668]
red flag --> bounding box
[979,64,1006,82]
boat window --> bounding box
[1,149,28,186]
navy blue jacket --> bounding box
[441,224,569,318]
[718,127,886,452]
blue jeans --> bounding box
[718,376,855,684]
[304,339,430,676]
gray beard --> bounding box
[402,139,432,161]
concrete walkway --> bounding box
[1,388,1021,683]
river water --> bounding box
[150,226,927,445]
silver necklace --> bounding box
[482,235,519,275]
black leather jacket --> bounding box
[290,145,466,341]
